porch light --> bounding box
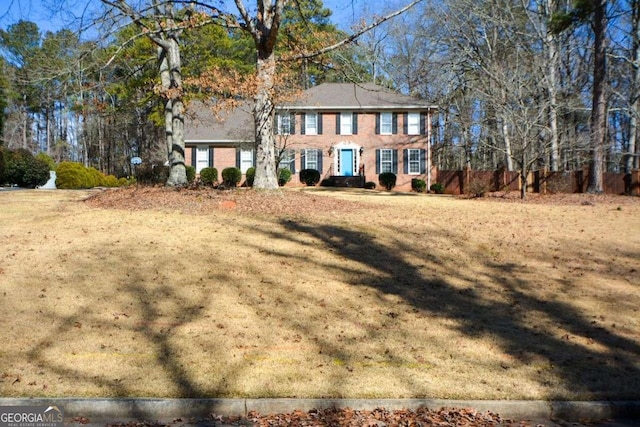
[328,146,334,155]
[359,147,364,156]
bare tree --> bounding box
[627,0,640,176]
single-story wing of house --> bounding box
[184,82,437,191]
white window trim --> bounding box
[277,114,292,135]
[304,149,318,170]
[279,149,296,171]
[408,148,421,175]
[340,112,353,135]
[379,148,393,174]
[407,112,420,135]
[380,112,393,135]
[305,112,318,135]
[240,149,253,174]
[195,147,209,173]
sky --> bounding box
[0,0,404,35]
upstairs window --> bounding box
[340,112,353,135]
[380,112,393,135]
[305,112,318,135]
[336,112,357,135]
[407,112,421,135]
[277,113,295,135]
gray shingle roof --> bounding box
[282,83,435,111]
[184,100,254,143]
[184,83,436,143]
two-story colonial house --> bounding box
[184,83,437,191]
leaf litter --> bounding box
[99,407,542,427]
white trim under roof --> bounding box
[185,139,252,144]
[278,105,438,111]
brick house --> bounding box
[184,83,437,191]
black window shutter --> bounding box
[420,112,427,135]
[290,114,296,135]
[208,146,214,167]
[336,113,340,134]
[317,149,323,173]
[301,149,306,169]
[300,113,306,135]
[403,149,408,174]
[403,113,408,134]
[191,147,196,168]
[235,149,240,169]
[375,149,381,174]
[392,150,398,174]
[420,149,426,173]
[274,114,279,135]
[375,113,380,134]
[392,113,398,134]
[352,113,358,134]
[318,113,323,135]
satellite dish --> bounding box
[130,156,142,165]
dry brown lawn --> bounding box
[1,187,639,400]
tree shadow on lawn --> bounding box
[274,219,640,400]
[16,213,640,401]
[20,245,252,402]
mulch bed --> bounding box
[84,186,370,217]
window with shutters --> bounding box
[195,148,209,173]
[407,112,420,135]
[304,149,318,170]
[305,112,318,135]
[340,112,352,135]
[240,149,253,174]
[407,148,421,174]
[277,114,293,135]
[279,149,296,172]
[380,112,393,135]
[380,149,393,173]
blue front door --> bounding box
[340,149,354,176]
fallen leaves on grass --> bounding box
[84,186,369,217]
[100,407,526,427]
[246,407,510,427]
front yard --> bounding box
[1,187,638,400]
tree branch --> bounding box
[284,0,423,61]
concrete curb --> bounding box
[1,398,639,423]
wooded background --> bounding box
[0,0,638,192]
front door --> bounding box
[340,149,354,176]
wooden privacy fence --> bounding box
[436,168,640,196]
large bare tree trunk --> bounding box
[158,40,187,187]
[101,0,187,187]
[234,0,284,190]
[253,52,279,189]
[587,0,607,194]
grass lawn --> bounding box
[0,187,639,400]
